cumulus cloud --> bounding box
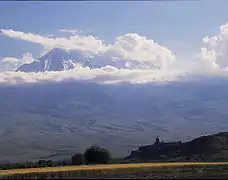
[59,29,82,35]
[106,33,176,68]
[21,52,37,64]
[0,52,37,71]
[200,23,228,71]
[2,57,19,64]
[2,23,228,84]
[0,29,108,54]
[0,29,176,69]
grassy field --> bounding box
[1,162,228,179]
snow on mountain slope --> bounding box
[16,48,158,72]
[16,48,90,72]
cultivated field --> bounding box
[1,162,228,179]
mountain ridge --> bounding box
[16,48,158,72]
[1,81,228,162]
[16,48,90,72]
[126,132,228,162]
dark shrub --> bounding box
[71,153,85,165]
[84,146,111,164]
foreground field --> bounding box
[1,162,228,179]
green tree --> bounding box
[37,160,48,167]
[71,153,85,165]
[84,146,111,164]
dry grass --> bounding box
[1,162,228,179]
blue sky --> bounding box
[0,0,228,60]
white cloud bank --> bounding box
[59,29,82,35]
[200,23,228,71]
[0,29,107,54]
[1,63,228,85]
[0,29,176,69]
[0,65,191,84]
[1,23,228,84]
[0,53,37,71]
[105,34,176,68]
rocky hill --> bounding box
[126,132,228,162]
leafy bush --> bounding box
[84,146,111,164]
[71,153,85,165]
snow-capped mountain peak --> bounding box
[16,48,90,72]
[16,48,157,72]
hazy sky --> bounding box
[0,1,228,84]
[0,1,228,59]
